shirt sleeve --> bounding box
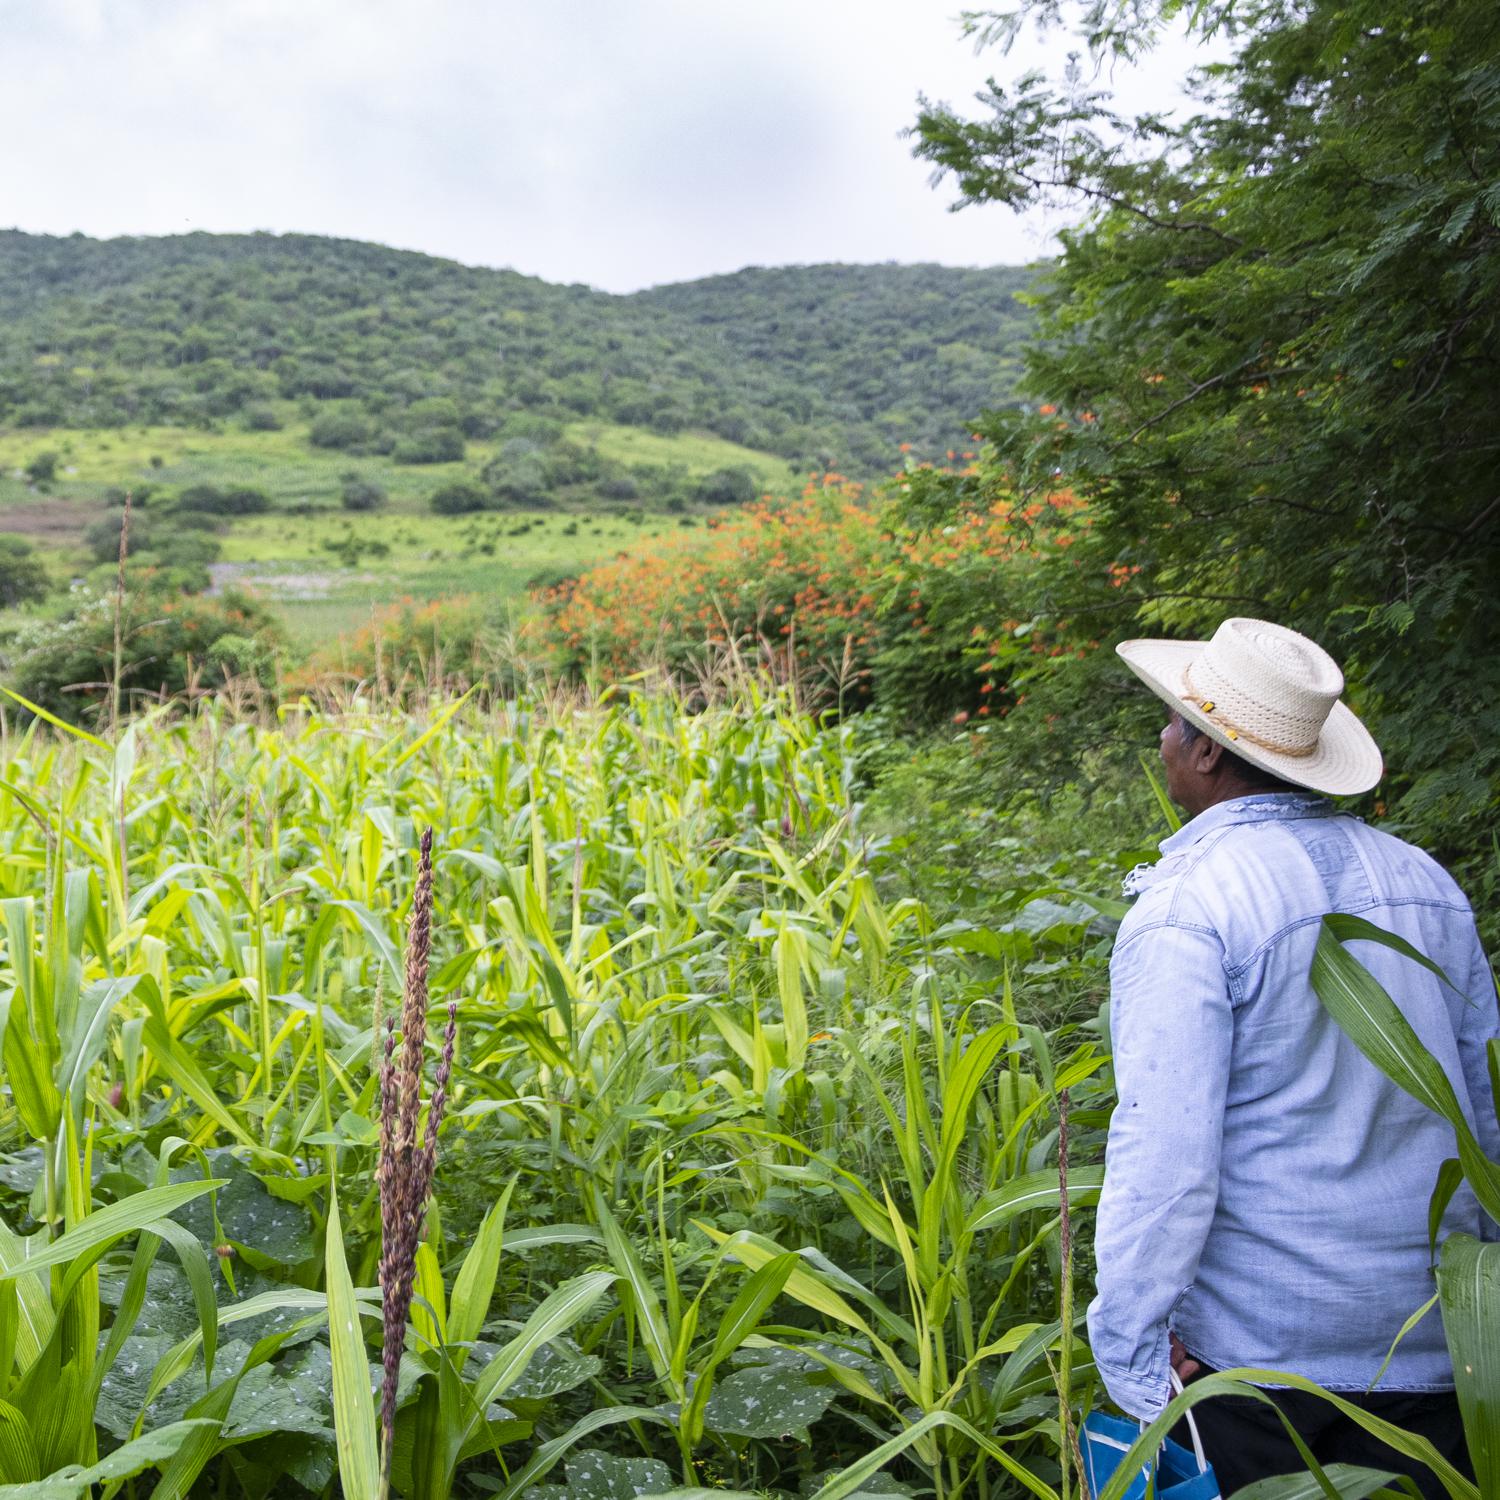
[1458,929,1500,1240]
[1088,913,1233,1419]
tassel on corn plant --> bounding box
[375,828,459,1496]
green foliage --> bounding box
[392,427,465,465]
[176,483,272,516]
[0,689,1128,1498]
[23,451,57,486]
[0,535,50,608]
[308,407,374,451]
[5,588,281,718]
[0,231,1031,474]
[428,480,488,515]
[695,465,759,507]
[340,473,387,512]
[242,403,282,432]
[907,0,1500,906]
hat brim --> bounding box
[1116,638,1384,796]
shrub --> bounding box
[309,408,373,450]
[7,587,282,721]
[0,535,50,607]
[104,484,154,508]
[429,481,488,515]
[85,513,143,566]
[340,474,387,512]
[695,464,758,507]
[393,428,465,464]
[24,451,58,486]
[175,484,272,516]
[242,404,283,431]
[532,470,1066,722]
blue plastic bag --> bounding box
[1080,1395,1222,1500]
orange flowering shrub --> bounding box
[533,478,891,697]
[531,469,1096,723]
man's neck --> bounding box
[1177,781,1297,821]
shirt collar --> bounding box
[1122,792,1333,897]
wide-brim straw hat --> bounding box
[1116,617,1383,796]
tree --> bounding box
[910,0,1500,885]
[0,535,49,607]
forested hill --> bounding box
[0,230,1033,470]
[636,264,1029,456]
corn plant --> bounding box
[0,684,1121,1497]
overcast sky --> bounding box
[2,0,1213,293]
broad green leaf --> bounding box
[324,1194,379,1500]
[1231,1466,1411,1498]
[523,1449,674,1500]
[0,1419,218,1499]
[702,1365,838,1438]
[464,1271,615,1442]
[1311,916,1500,1224]
[593,1192,673,1388]
[0,1182,224,1280]
[0,1400,38,1485]
[1438,1233,1500,1495]
[490,1403,674,1500]
[967,1166,1106,1234]
[449,1186,512,1352]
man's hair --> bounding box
[1178,716,1303,793]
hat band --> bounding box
[1182,663,1317,758]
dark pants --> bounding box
[1173,1370,1473,1499]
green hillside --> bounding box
[0,231,1033,472]
[636,263,1032,461]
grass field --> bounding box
[0,417,780,641]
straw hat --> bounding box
[1116,617,1383,796]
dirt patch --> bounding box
[0,497,103,541]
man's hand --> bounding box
[1170,1333,1202,1383]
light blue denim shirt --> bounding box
[1088,793,1499,1420]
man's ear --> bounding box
[1193,733,1228,773]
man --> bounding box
[1088,616,1496,1494]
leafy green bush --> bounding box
[429,480,488,515]
[242,402,282,431]
[393,427,465,464]
[695,464,758,506]
[175,483,272,515]
[23,450,58,486]
[340,473,387,511]
[309,407,374,450]
[0,535,50,607]
[6,587,281,719]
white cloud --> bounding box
[0,0,1218,290]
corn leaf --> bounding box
[1311,916,1500,1225]
[1438,1233,1500,1496]
[324,1193,380,1500]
